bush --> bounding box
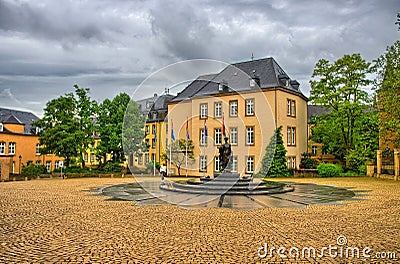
[64,166,88,173]
[358,164,366,175]
[146,161,160,173]
[21,164,47,175]
[317,163,343,177]
[299,153,318,169]
[102,162,124,173]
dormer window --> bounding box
[249,75,260,87]
[250,78,256,87]
[35,127,41,135]
[218,83,224,91]
[0,123,3,132]
[218,80,228,92]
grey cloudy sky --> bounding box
[0,0,398,116]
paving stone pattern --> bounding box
[0,177,399,263]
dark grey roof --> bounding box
[0,108,39,134]
[171,57,306,102]
[307,105,331,122]
[136,94,158,115]
[151,94,175,111]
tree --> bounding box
[97,93,145,164]
[74,85,98,168]
[373,40,400,148]
[34,93,80,167]
[123,100,148,163]
[162,139,194,176]
[257,126,290,178]
[309,54,373,167]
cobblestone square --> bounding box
[0,177,399,263]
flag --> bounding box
[171,120,176,141]
[222,114,226,138]
[204,119,208,138]
[186,117,190,140]
[153,126,157,143]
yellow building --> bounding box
[167,57,308,176]
[0,108,62,177]
[134,94,174,170]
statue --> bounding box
[219,137,232,172]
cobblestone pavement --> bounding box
[0,177,399,263]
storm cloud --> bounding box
[0,0,398,116]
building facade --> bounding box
[167,57,308,176]
[0,108,62,176]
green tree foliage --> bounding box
[309,54,377,167]
[373,40,400,148]
[97,93,145,164]
[162,139,194,176]
[122,100,147,163]
[34,93,80,167]
[74,85,98,168]
[34,86,97,168]
[257,126,290,178]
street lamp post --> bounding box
[18,155,22,174]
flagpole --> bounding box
[169,142,172,176]
[185,141,188,177]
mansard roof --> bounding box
[171,57,306,102]
[0,107,39,135]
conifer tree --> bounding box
[257,126,290,178]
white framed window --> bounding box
[246,127,254,145]
[214,128,222,145]
[287,127,296,146]
[84,154,88,162]
[8,142,15,155]
[0,123,3,132]
[200,155,207,172]
[214,156,220,172]
[138,154,143,165]
[229,100,238,117]
[0,142,5,155]
[214,102,222,118]
[90,153,95,162]
[287,99,296,117]
[246,156,254,173]
[36,144,41,155]
[200,129,207,146]
[55,161,60,170]
[200,103,208,119]
[46,161,51,172]
[230,127,238,145]
[246,98,254,116]
[36,160,41,166]
[312,146,318,156]
[232,156,238,172]
[145,125,150,135]
[287,156,296,169]
[145,153,149,164]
